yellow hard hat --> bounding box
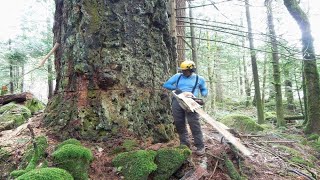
[180,60,196,70]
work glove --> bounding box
[175,88,183,95]
[192,98,205,105]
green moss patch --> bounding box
[24,99,45,114]
[52,142,93,180]
[10,136,48,178]
[220,114,264,133]
[55,138,82,150]
[264,111,277,123]
[122,139,138,151]
[223,154,246,180]
[275,145,315,167]
[0,103,31,131]
[16,168,73,180]
[112,150,157,180]
[153,146,191,180]
[0,147,10,160]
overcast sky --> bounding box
[0,0,319,54]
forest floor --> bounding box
[0,110,319,180]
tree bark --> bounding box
[245,0,264,123]
[240,15,250,107]
[188,1,197,67]
[176,0,186,64]
[44,0,177,141]
[284,0,320,134]
[265,0,285,126]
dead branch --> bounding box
[208,160,219,180]
[27,124,37,150]
[38,43,59,67]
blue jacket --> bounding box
[163,73,208,97]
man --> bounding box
[163,60,208,155]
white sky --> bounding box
[0,0,319,53]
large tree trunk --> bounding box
[265,0,285,126]
[284,0,320,134]
[176,0,186,65]
[245,0,264,123]
[188,1,197,67]
[44,0,177,142]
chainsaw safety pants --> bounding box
[172,98,204,149]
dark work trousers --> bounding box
[172,98,204,149]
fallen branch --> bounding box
[254,140,296,144]
[240,134,265,138]
[23,43,60,77]
[27,124,37,150]
[208,160,219,180]
[284,116,304,121]
[288,169,315,180]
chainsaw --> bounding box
[171,90,251,157]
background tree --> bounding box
[284,0,320,134]
[265,0,285,126]
[245,0,264,124]
[44,0,177,141]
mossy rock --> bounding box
[16,168,73,180]
[220,114,264,133]
[52,143,93,180]
[55,138,82,150]
[153,146,191,180]
[24,99,45,114]
[0,103,31,131]
[112,150,157,180]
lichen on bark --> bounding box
[44,0,177,141]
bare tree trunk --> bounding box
[45,0,177,141]
[176,0,186,64]
[265,0,285,126]
[48,58,53,99]
[188,1,197,67]
[206,30,215,110]
[21,65,24,92]
[215,48,223,103]
[238,56,243,96]
[8,39,14,94]
[245,0,264,123]
[261,54,267,111]
[240,15,250,107]
[47,17,54,99]
[284,0,320,134]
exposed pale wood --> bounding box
[0,92,33,105]
[196,108,251,156]
[172,91,251,156]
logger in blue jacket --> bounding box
[163,60,208,155]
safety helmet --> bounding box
[179,60,196,70]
